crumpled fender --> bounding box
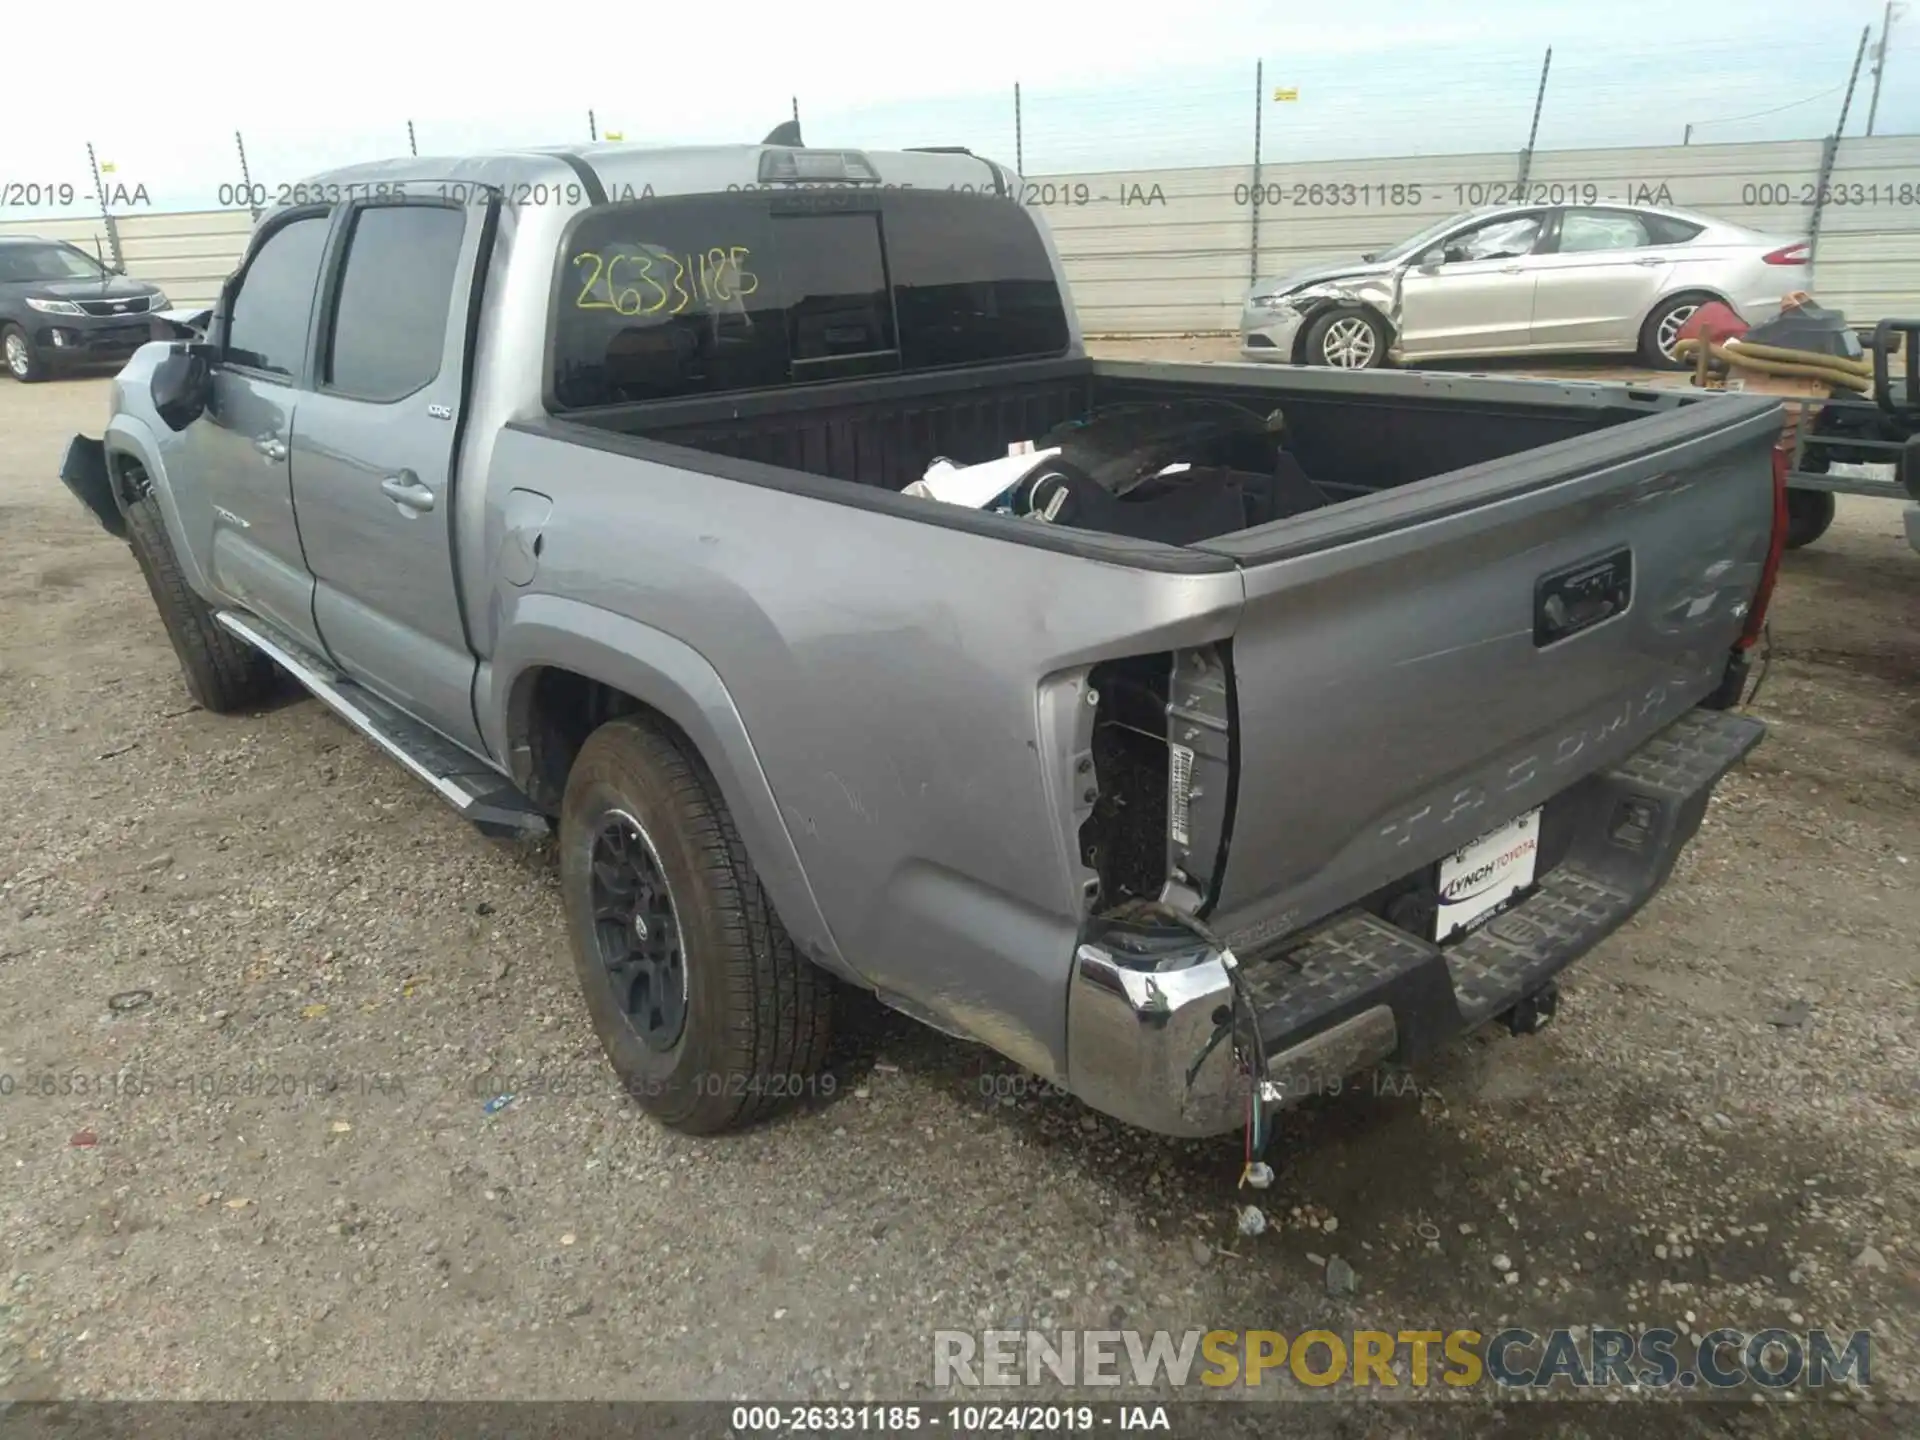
[1284,272,1403,350]
[59,435,125,540]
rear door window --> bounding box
[322,203,467,401]
[1642,214,1705,246]
[1557,210,1654,252]
[550,189,1069,409]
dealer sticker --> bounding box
[1435,807,1541,942]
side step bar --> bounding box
[214,611,548,840]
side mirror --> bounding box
[150,344,215,432]
[1418,247,1447,269]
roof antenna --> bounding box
[762,119,803,146]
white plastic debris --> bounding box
[1236,1204,1268,1237]
[902,448,1060,509]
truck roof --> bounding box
[297,142,1015,205]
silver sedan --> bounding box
[1240,203,1811,370]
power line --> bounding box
[1684,83,1849,131]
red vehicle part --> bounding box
[1738,442,1791,652]
[1675,300,1750,349]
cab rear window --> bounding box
[548,189,1070,409]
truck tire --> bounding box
[560,714,833,1133]
[1784,488,1836,549]
[122,491,279,712]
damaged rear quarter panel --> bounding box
[490,430,1245,1082]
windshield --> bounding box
[0,243,109,284]
[1372,213,1474,264]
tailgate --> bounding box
[1198,394,1782,951]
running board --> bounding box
[214,611,548,840]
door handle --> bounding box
[253,435,287,462]
[380,473,436,512]
[1634,257,1666,266]
[1500,264,1524,274]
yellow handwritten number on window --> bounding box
[571,247,758,313]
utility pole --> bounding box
[85,143,123,271]
[1866,0,1903,136]
[1808,26,1875,274]
[1014,83,1023,175]
[1516,47,1553,189]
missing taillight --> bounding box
[1079,655,1171,910]
[1078,645,1235,917]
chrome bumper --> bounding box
[1066,933,1401,1137]
[1066,937,1241,1137]
[1065,707,1768,1139]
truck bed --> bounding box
[538,355,1780,936]
[501,352,1780,1087]
[558,356,1688,534]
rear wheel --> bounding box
[122,486,278,711]
[1639,293,1715,370]
[560,714,834,1133]
[3,324,47,383]
[1784,488,1836,549]
[1304,306,1388,370]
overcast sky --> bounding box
[9,0,1916,215]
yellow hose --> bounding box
[1673,337,1872,394]
[1721,339,1875,377]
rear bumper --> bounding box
[1065,705,1765,1136]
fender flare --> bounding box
[102,414,216,598]
[488,593,854,983]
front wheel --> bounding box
[123,489,278,711]
[560,715,834,1133]
[3,324,47,383]
[1303,306,1388,370]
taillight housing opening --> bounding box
[1762,242,1811,267]
[1737,443,1791,651]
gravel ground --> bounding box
[0,365,1914,1427]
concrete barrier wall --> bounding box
[1034,135,1920,333]
[5,136,1916,331]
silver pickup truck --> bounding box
[59,140,1783,1148]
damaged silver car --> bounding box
[1241,202,1810,371]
